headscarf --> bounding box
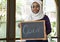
[22,0,45,21]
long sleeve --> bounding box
[41,15,51,35]
[45,15,51,35]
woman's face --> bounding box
[31,2,40,14]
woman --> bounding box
[25,0,51,42]
[18,0,51,42]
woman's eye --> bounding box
[36,5,40,7]
[32,6,39,8]
[37,5,40,7]
[31,4,40,8]
[32,6,34,8]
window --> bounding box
[0,0,7,38]
[0,0,15,42]
[0,0,7,42]
[44,0,57,42]
[0,0,57,42]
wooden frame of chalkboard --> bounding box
[20,20,47,40]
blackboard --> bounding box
[20,20,47,40]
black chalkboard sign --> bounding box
[20,20,47,40]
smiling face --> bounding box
[31,2,40,14]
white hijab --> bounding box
[22,0,45,21]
